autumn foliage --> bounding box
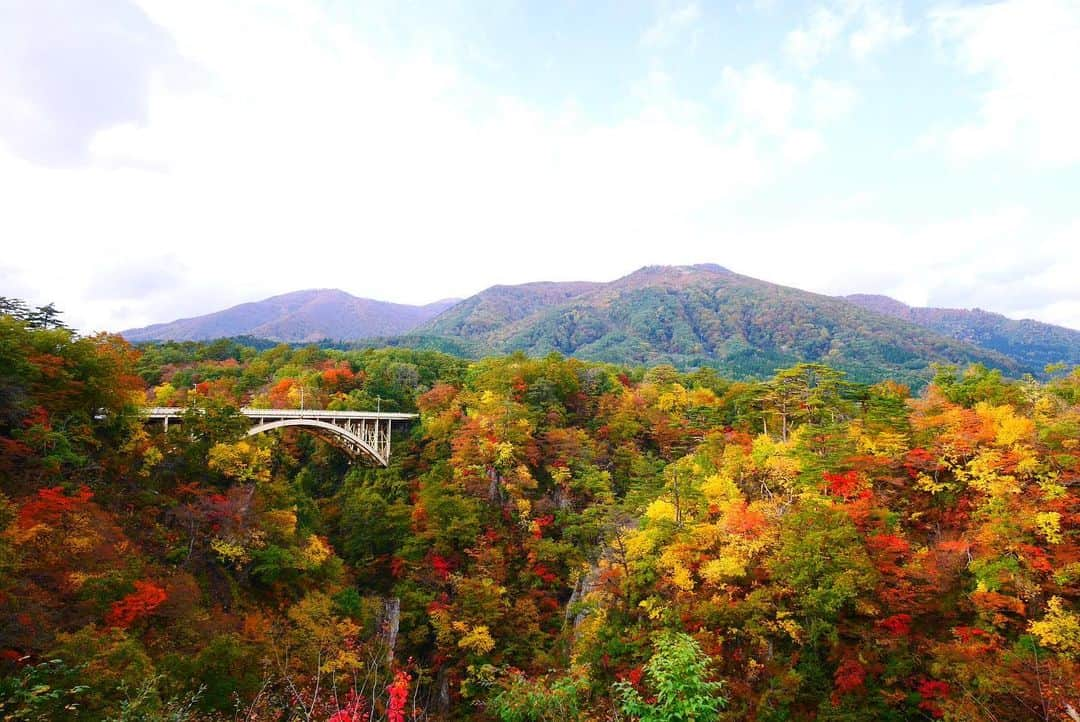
[387,670,410,722]
[105,580,167,628]
[2,304,1079,721]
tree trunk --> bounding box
[377,596,401,665]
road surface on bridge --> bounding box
[143,407,418,466]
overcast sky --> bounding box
[1,0,1078,333]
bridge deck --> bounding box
[142,407,417,466]
[144,407,417,421]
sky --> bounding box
[1,0,1079,334]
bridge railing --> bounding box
[143,407,417,421]
[141,406,417,466]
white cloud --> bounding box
[809,78,857,122]
[785,6,844,70]
[721,64,796,134]
[1,0,1076,338]
[930,0,1080,167]
[641,3,701,50]
[715,208,1080,330]
[1032,300,1080,330]
[786,1,911,70]
[718,64,828,162]
[782,129,826,163]
[850,1,912,59]
[0,1,824,333]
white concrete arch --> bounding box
[144,407,415,467]
[246,418,384,465]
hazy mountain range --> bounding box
[121,289,459,344]
[122,264,1080,384]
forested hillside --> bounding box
[847,294,1080,373]
[415,265,1025,386]
[421,281,603,339]
[118,265,1080,387]
[2,300,1080,721]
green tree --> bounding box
[766,499,877,640]
[488,672,586,722]
[615,631,726,722]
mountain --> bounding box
[122,266,1079,386]
[422,280,603,338]
[846,294,1080,373]
[121,289,460,343]
[415,264,1025,385]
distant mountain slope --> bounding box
[122,267,1077,386]
[422,280,603,338]
[418,264,1022,385]
[846,294,1080,372]
[121,290,459,343]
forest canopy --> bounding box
[1,302,1079,721]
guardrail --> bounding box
[143,407,417,421]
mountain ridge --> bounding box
[412,264,1026,385]
[121,265,1080,385]
[846,293,1080,373]
[121,289,460,343]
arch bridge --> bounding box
[144,407,417,466]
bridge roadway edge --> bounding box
[142,407,418,467]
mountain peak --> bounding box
[845,294,913,318]
[627,263,731,278]
[614,264,733,290]
[421,266,1040,386]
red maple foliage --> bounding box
[878,613,912,636]
[430,554,452,580]
[327,690,369,722]
[952,626,998,655]
[268,378,297,408]
[321,361,356,391]
[532,514,554,539]
[916,679,950,718]
[416,383,459,414]
[17,485,93,529]
[725,502,766,536]
[833,657,866,696]
[532,563,559,585]
[0,437,32,473]
[823,471,862,499]
[105,580,167,628]
[387,669,410,722]
[867,533,910,556]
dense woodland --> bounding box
[2,299,1080,721]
